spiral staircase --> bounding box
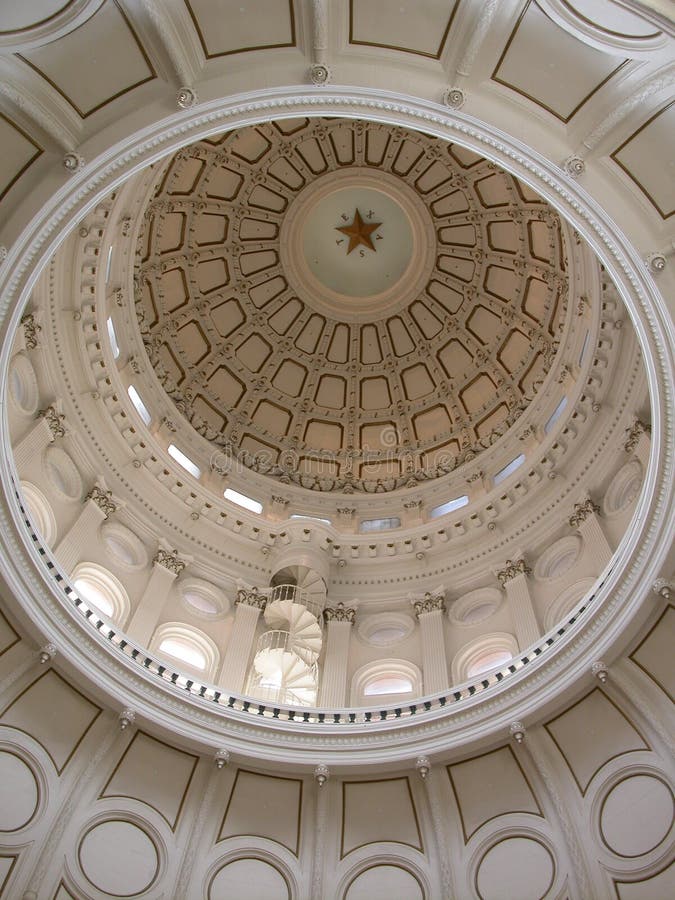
[247,568,326,707]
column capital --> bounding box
[153,548,187,576]
[38,405,66,439]
[568,498,600,528]
[21,312,41,349]
[411,592,445,618]
[624,419,650,453]
[496,558,531,586]
[323,602,356,624]
[85,485,117,520]
[236,586,267,610]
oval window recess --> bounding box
[430,495,469,518]
[43,447,82,499]
[100,522,148,569]
[9,353,39,415]
[224,488,262,514]
[450,588,503,626]
[183,591,219,615]
[180,577,227,618]
[357,613,415,647]
[369,626,407,644]
[168,444,201,478]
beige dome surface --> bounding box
[135,118,567,492]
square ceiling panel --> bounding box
[18,2,155,117]
[349,0,459,59]
[492,0,626,122]
[611,102,675,219]
[185,0,296,58]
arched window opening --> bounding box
[364,675,413,696]
[71,562,130,626]
[467,649,514,678]
[351,660,422,706]
[452,633,520,685]
[151,622,219,681]
[20,481,57,547]
[158,638,207,671]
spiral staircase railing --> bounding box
[246,583,324,706]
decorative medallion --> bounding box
[335,208,382,254]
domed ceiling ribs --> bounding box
[134,118,568,493]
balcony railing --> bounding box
[15,483,606,728]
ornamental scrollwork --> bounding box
[153,548,187,575]
[323,602,356,624]
[568,498,600,528]
[411,592,446,617]
[86,485,117,519]
[496,559,531,586]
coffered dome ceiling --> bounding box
[135,118,568,492]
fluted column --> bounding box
[569,498,612,568]
[127,549,187,647]
[13,406,65,471]
[412,593,449,695]
[55,485,117,574]
[497,559,540,651]
[319,603,356,707]
[624,418,651,469]
[218,588,266,693]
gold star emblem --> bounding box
[335,208,382,254]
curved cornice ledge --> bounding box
[0,87,672,766]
